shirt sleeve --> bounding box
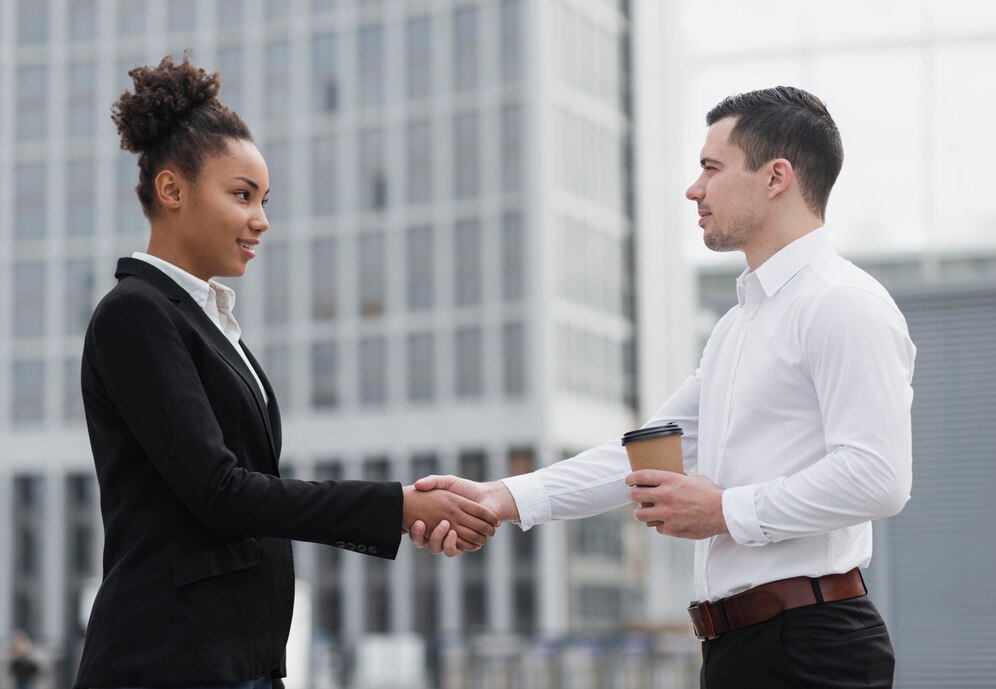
[503,373,702,530]
[724,286,916,545]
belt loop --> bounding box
[809,577,825,604]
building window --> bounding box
[359,336,387,406]
[265,40,291,122]
[311,135,337,217]
[63,358,85,422]
[117,0,147,37]
[168,0,196,33]
[406,16,431,100]
[18,0,48,45]
[14,262,46,339]
[68,61,96,138]
[455,327,483,398]
[453,6,478,92]
[216,45,245,113]
[501,104,522,193]
[406,120,433,205]
[17,65,47,141]
[454,219,481,307]
[313,0,338,14]
[407,333,434,402]
[454,112,480,198]
[216,0,245,28]
[311,341,339,408]
[311,238,338,320]
[64,259,94,335]
[12,361,45,424]
[69,0,97,41]
[406,225,434,311]
[359,128,387,211]
[502,212,524,301]
[264,345,291,409]
[66,160,94,238]
[503,322,526,396]
[263,141,289,222]
[312,32,340,115]
[358,25,384,107]
[15,163,46,240]
[265,0,290,22]
[501,0,522,83]
[264,243,291,325]
[116,155,145,234]
[358,232,386,316]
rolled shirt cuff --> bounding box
[722,484,769,546]
[500,473,551,531]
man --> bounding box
[411,86,915,689]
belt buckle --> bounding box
[688,601,721,641]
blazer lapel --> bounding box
[115,258,279,465]
[240,343,282,465]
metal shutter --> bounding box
[866,283,996,689]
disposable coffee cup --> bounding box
[622,423,684,526]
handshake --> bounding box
[402,469,729,557]
[401,476,516,557]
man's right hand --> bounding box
[408,476,519,556]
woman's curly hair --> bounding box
[111,53,253,218]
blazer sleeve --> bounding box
[85,289,403,557]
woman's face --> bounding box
[176,138,270,280]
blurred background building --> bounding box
[1,1,995,688]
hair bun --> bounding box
[112,54,221,153]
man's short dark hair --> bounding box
[706,86,843,220]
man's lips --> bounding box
[698,210,711,227]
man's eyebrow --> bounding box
[233,176,259,190]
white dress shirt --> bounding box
[132,252,268,404]
[502,228,916,602]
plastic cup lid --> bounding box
[621,422,683,445]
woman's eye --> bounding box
[261,197,269,208]
[235,191,250,201]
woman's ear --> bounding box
[154,169,183,210]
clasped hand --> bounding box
[406,476,518,557]
[402,484,500,553]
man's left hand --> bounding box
[626,470,730,540]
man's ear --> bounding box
[154,169,183,210]
[767,158,794,199]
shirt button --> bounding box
[357,545,367,553]
[346,543,357,551]
[368,546,379,555]
[335,541,345,548]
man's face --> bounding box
[685,117,768,254]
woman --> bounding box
[74,55,497,689]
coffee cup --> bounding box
[622,423,684,526]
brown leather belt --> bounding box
[687,568,866,641]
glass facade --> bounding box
[0,3,642,685]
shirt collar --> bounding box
[131,252,236,311]
[736,227,832,302]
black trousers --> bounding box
[700,595,894,689]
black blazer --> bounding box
[74,258,403,688]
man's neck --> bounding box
[744,216,824,270]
